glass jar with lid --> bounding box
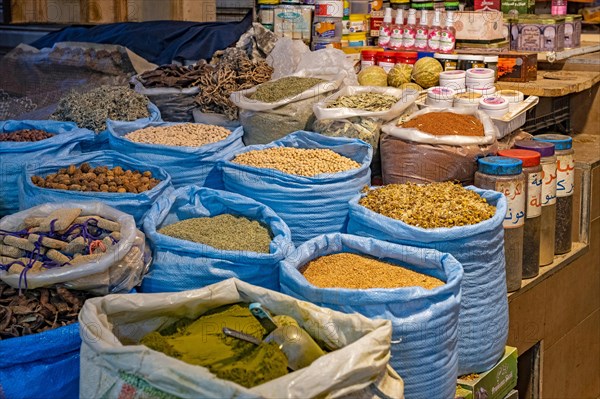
[533,134,574,255]
[475,156,526,292]
[458,54,485,70]
[498,149,543,279]
[515,140,557,266]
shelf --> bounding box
[497,70,600,96]
[537,41,600,62]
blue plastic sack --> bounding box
[107,121,244,189]
[18,150,173,225]
[220,131,372,245]
[0,120,95,216]
[0,323,81,399]
[87,102,162,152]
[347,186,509,375]
[280,233,462,399]
[140,186,294,293]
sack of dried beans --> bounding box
[107,121,244,189]
[79,278,404,399]
[380,108,499,185]
[0,120,95,217]
[18,151,173,225]
[280,233,462,399]
[231,68,346,145]
[220,131,372,246]
[140,186,293,293]
[347,184,509,375]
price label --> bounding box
[527,172,542,218]
[497,180,526,228]
[541,162,557,206]
[556,154,575,198]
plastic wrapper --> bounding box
[130,76,199,122]
[381,108,499,185]
[79,278,404,399]
[0,202,148,295]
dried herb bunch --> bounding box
[360,182,496,228]
[0,281,95,339]
[51,86,150,132]
[327,93,398,112]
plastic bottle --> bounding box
[403,9,417,50]
[427,10,442,51]
[438,10,456,53]
[389,8,405,50]
[551,0,567,15]
[378,7,394,48]
[415,10,429,50]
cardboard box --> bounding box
[456,386,475,399]
[458,347,518,399]
[454,11,505,42]
[497,52,538,82]
[504,389,519,399]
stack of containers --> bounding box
[313,0,344,50]
[439,70,466,92]
[466,67,496,96]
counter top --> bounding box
[497,70,600,97]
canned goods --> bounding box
[315,0,344,17]
[258,5,276,25]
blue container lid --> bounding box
[477,156,523,176]
[418,51,436,59]
[533,133,572,150]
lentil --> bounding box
[399,112,485,137]
[359,182,496,228]
[159,214,272,253]
[51,86,150,132]
[31,163,161,193]
[251,77,325,103]
[300,253,444,290]
[327,93,399,112]
[0,281,95,339]
[125,123,230,147]
[0,129,53,142]
[232,147,361,177]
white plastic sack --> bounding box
[131,75,200,122]
[0,202,147,294]
[314,86,420,122]
[79,278,404,399]
[382,107,499,146]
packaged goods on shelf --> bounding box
[274,4,313,44]
[452,11,505,42]
[140,186,293,293]
[510,15,566,52]
[497,52,538,83]
[564,15,582,48]
[457,347,518,399]
[0,120,94,216]
[19,151,173,225]
[280,233,462,399]
[107,121,244,189]
[79,278,404,398]
[347,185,509,375]
[221,131,371,245]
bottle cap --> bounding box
[420,10,428,25]
[466,68,495,79]
[483,55,499,63]
[514,140,555,157]
[384,7,393,23]
[477,156,523,176]
[533,133,573,150]
[407,9,417,24]
[434,53,459,60]
[395,9,404,24]
[445,10,455,27]
[498,149,541,167]
[479,96,508,109]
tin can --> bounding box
[513,15,566,52]
[564,14,582,48]
[315,0,344,17]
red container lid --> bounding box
[397,51,418,59]
[377,51,398,59]
[497,149,541,167]
[361,50,379,57]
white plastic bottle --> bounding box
[403,9,417,51]
[415,9,429,51]
[378,7,393,48]
[438,10,456,54]
[389,9,405,50]
[427,10,442,52]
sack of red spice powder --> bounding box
[381,108,499,185]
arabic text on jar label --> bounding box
[541,161,557,206]
[556,154,575,198]
[497,180,526,228]
[527,172,543,218]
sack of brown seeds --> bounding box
[0,202,148,295]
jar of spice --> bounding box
[483,56,499,80]
[376,51,398,73]
[458,55,485,70]
[396,51,418,66]
[533,134,575,255]
[434,53,459,71]
[475,156,526,292]
[499,149,543,279]
[361,50,379,69]
[514,140,557,266]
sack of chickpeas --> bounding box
[140,185,294,293]
[18,151,173,225]
[107,120,244,189]
[280,233,462,399]
[0,120,95,217]
[220,131,372,246]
